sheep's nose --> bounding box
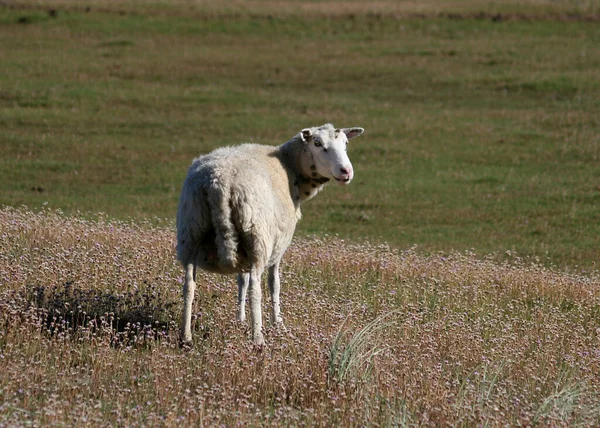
[340,166,354,182]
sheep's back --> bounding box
[225,144,298,266]
[181,144,298,270]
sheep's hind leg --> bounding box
[181,262,196,344]
[268,261,286,330]
[236,272,249,322]
[248,265,265,346]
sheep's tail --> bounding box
[207,175,239,269]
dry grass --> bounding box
[1,206,600,426]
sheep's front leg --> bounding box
[236,272,249,322]
[248,266,265,346]
[268,261,285,329]
[181,263,196,344]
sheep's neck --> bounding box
[279,137,330,204]
[295,172,330,203]
[295,145,330,203]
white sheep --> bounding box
[176,123,365,345]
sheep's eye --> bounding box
[314,141,322,147]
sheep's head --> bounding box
[300,124,364,185]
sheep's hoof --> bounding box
[180,332,193,348]
[179,338,193,350]
[253,333,265,347]
[274,321,287,332]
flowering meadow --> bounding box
[1,207,599,426]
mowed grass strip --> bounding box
[1,2,599,269]
[1,207,599,425]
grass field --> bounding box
[1,0,599,269]
[1,1,600,426]
[1,207,599,426]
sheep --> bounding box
[176,123,365,346]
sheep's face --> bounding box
[301,126,364,185]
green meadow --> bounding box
[1,1,599,268]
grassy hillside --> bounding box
[1,1,599,268]
[1,207,599,425]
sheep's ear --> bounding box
[342,127,364,140]
[300,128,313,142]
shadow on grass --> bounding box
[25,281,179,347]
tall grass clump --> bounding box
[1,207,600,426]
[328,311,397,384]
[532,369,600,426]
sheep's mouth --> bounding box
[334,177,352,184]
